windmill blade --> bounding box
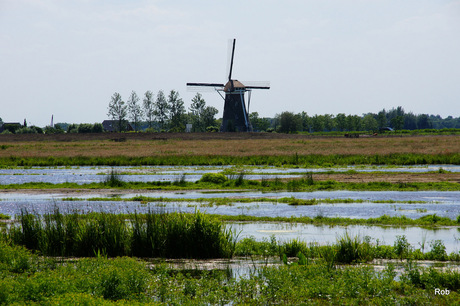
[187,82,224,87]
[226,38,236,81]
[242,81,271,90]
[186,83,224,92]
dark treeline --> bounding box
[269,106,460,133]
[1,94,459,134]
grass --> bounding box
[1,152,459,167]
[237,234,460,263]
[7,208,237,259]
[217,213,460,227]
[1,238,460,304]
[2,177,460,191]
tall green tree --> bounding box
[403,112,417,130]
[362,113,378,132]
[249,112,270,132]
[346,115,362,131]
[390,116,404,130]
[311,115,325,132]
[107,92,127,132]
[377,110,387,129]
[189,93,206,132]
[154,90,169,131]
[202,106,219,130]
[143,91,155,129]
[127,91,143,131]
[417,114,432,129]
[335,113,347,131]
[277,112,301,133]
[299,111,311,132]
[323,114,335,131]
[168,90,186,132]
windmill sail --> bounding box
[186,39,269,132]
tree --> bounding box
[390,116,404,130]
[168,90,186,132]
[362,114,378,132]
[202,106,218,129]
[277,111,301,133]
[143,91,155,129]
[154,90,169,131]
[127,91,143,131]
[323,114,335,132]
[404,112,417,130]
[189,93,206,132]
[107,92,127,132]
[346,115,362,131]
[335,113,347,131]
[299,111,311,132]
[249,112,270,132]
[417,114,432,129]
[311,115,325,132]
[377,110,387,129]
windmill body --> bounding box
[187,39,269,132]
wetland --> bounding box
[0,133,459,304]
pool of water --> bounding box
[229,222,460,253]
[1,164,458,184]
[1,190,459,219]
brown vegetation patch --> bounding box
[0,134,458,158]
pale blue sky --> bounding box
[1,0,459,126]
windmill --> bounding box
[187,39,270,132]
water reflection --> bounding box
[1,164,459,184]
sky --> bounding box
[1,0,459,127]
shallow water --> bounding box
[229,222,460,254]
[1,189,460,254]
[1,190,459,219]
[1,164,458,184]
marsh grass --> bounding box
[217,213,460,227]
[1,236,460,304]
[102,168,126,187]
[8,209,236,259]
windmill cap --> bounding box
[224,80,245,92]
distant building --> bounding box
[102,120,134,132]
[0,122,22,133]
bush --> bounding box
[92,123,104,133]
[199,173,228,184]
[77,123,93,133]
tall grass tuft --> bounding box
[335,232,374,263]
[131,209,236,258]
[8,208,236,259]
[102,168,126,187]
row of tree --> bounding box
[107,91,219,132]
[268,107,444,133]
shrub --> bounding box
[199,173,228,184]
[427,240,447,261]
[394,235,412,260]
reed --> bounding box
[8,209,236,259]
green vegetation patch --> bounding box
[218,213,460,227]
[6,209,236,259]
[1,152,459,167]
[2,176,460,191]
[0,238,460,304]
